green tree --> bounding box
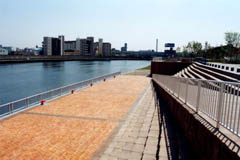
[182,46,189,57]
[203,41,211,58]
[186,41,202,56]
[225,32,240,48]
[176,47,181,53]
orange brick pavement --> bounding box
[0,75,150,160]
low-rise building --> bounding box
[64,41,76,52]
[0,48,8,55]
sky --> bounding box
[0,0,240,51]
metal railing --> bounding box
[153,74,240,136]
[0,72,121,119]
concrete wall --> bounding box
[151,61,192,75]
[152,80,240,160]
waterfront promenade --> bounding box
[0,74,152,159]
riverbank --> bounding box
[0,55,152,64]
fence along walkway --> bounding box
[0,72,121,119]
[153,74,240,137]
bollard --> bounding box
[71,90,75,94]
[41,100,46,105]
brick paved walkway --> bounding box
[92,85,168,160]
[0,75,150,160]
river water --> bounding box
[0,60,150,105]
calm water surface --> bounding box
[0,60,150,105]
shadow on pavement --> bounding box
[151,83,199,160]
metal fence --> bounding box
[0,72,121,119]
[153,74,240,136]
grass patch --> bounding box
[138,65,151,70]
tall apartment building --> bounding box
[43,37,52,56]
[103,43,112,57]
[80,37,95,56]
[87,37,94,56]
[43,36,64,56]
[98,38,103,55]
[59,35,64,56]
[76,38,81,51]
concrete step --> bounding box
[194,62,240,82]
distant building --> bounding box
[80,39,89,56]
[94,42,99,55]
[80,37,95,56]
[0,47,8,55]
[64,41,76,52]
[43,36,64,56]
[112,48,121,56]
[59,35,65,56]
[76,38,81,51]
[3,46,16,54]
[102,43,111,56]
[98,39,103,55]
[87,37,94,56]
[121,43,127,52]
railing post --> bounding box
[50,91,53,99]
[8,103,13,113]
[185,79,189,104]
[196,80,202,113]
[177,78,181,98]
[216,82,224,129]
[8,103,11,114]
[39,95,41,102]
[25,98,29,108]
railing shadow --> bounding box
[151,82,198,160]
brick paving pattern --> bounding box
[92,85,168,160]
[0,75,150,160]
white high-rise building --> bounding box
[98,38,103,55]
[76,38,81,51]
[43,37,52,56]
[59,35,65,56]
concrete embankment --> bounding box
[0,56,152,63]
[151,61,192,75]
[152,79,240,160]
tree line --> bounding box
[180,32,240,63]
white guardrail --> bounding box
[0,72,121,119]
[153,74,240,136]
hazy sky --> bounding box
[0,0,239,51]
